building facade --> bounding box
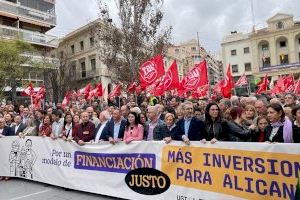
[166,39,223,86]
[56,19,112,98]
[221,13,300,89]
[0,0,58,98]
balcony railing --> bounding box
[0,0,56,26]
[20,53,59,68]
[259,62,300,72]
[71,68,111,81]
[0,24,58,47]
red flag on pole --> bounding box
[37,85,46,100]
[256,74,269,94]
[155,60,180,96]
[178,60,208,95]
[221,64,234,98]
[78,83,91,99]
[108,84,121,98]
[22,82,34,96]
[294,78,300,94]
[127,81,137,93]
[87,83,103,100]
[139,54,165,89]
[234,74,248,87]
[213,80,225,95]
[284,74,295,92]
[192,84,209,98]
[62,91,72,109]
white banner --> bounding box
[0,137,300,200]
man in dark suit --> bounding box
[94,110,111,142]
[0,117,14,137]
[102,109,126,144]
[73,112,95,145]
[175,101,206,144]
[34,110,46,132]
[12,115,27,135]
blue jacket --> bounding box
[102,119,127,140]
[174,117,206,141]
[2,126,15,136]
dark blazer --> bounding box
[174,117,206,141]
[12,123,27,135]
[73,121,95,143]
[144,119,165,140]
[1,126,15,136]
[227,121,253,142]
[102,119,127,140]
[293,123,300,143]
[264,125,284,143]
[94,122,108,140]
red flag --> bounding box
[108,84,121,98]
[135,85,142,94]
[61,91,72,109]
[155,60,180,96]
[256,74,269,94]
[294,78,300,94]
[213,80,225,95]
[178,60,208,95]
[22,82,34,96]
[127,81,137,93]
[221,64,234,98]
[87,83,103,100]
[234,74,248,87]
[78,83,91,99]
[192,84,209,98]
[37,85,46,100]
[139,54,165,89]
[284,74,295,92]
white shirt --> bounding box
[52,119,64,137]
[15,124,21,134]
[95,121,108,142]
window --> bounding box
[280,54,289,64]
[244,63,251,71]
[90,37,94,47]
[81,62,86,78]
[262,44,269,51]
[280,41,286,48]
[71,45,75,54]
[244,47,250,54]
[276,21,284,29]
[262,57,271,67]
[191,47,196,51]
[232,65,238,73]
[90,59,96,71]
[80,41,84,51]
[231,49,237,56]
[70,63,76,78]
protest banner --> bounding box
[0,137,299,200]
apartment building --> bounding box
[0,0,58,98]
[221,13,300,88]
[166,39,223,86]
[56,19,112,98]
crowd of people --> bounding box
[0,92,300,179]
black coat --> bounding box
[153,124,178,140]
[174,117,206,141]
[264,125,284,143]
[227,121,253,142]
[102,119,127,140]
[204,120,229,141]
[293,124,300,143]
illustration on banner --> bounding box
[9,139,37,179]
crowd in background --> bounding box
[0,91,300,179]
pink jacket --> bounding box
[123,124,144,143]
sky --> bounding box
[48,0,300,56]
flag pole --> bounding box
[197,32,211,98]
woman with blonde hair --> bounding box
[243,105,257,127]
[153,113,178,143]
